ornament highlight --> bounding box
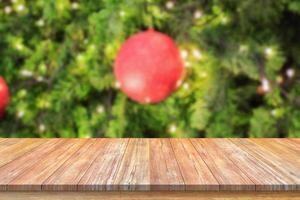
[114,29,184,103]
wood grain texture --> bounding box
[42,139,105,191]
[249,139,300,167]
[78,138,128,191]
[0,138,298,192]
[211,139,291,191]
[0,139,45,168]
[8,139,86,191]
[114,138,150,191]
[230,139,300,190]
[190,139,254,191]
[0,138,8,144]
[274,139,300,153]
[1,192,300,200]
[170,139,219,190]
[149,139,184,190]
[0,139,61,191]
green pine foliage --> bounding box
[0,0,299,138]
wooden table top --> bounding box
[0,138,299,192]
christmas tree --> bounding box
[0,0,300,138]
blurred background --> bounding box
[0,0,300,138]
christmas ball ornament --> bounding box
[0,76,10,117]
[114,29,184,103]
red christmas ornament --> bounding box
[0,76,10,118]
[114,29,184,103]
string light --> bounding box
[194,10,203,19]
[38,124,46,132]
[16,4,25,12]
[264,47,273,57]
[96,105,104,113]
[221,16,229,24]
[271,109,277,117]
[276,76,283,84]
[180,49,188,60]
[76,54,84,61]
[71,2,79,10]
[4,6,12,14]
[166,1,174,9]
[88,44,96,51]
[114,81,121,89]
[183,82,189,90]
[36,76,45,82]
[119,10,125,17]
[84,39,89,44]
[192,49,202,59]
[36,19,45,27]
[20,70,33,77]
[239,44,248,53]
[200,72,207,78]
[184,61,191,68]
[286,68,295,78]
[17,111,25,118]
[261,78,270,92]
[169,124,177,133]
[15,43,24,51]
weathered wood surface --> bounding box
[1,192,300,200]
[0,138,298,192]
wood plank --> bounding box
[0,139,19,150]
[247,139,300,178]
[190,139,254,191]
[0,139,62,191]
[113,138,150,191]
[0,139,32,152]
[7,139,87,191]
[78,138,129,191]
[289,139,300,152]
[290,138,300,144]
[0,139,46,168]
[149,139,184,191]
[247,139,300,167]
[0,138,7,144]
[275,139,300,152]
[1,191,300,200]
[230,139,300,190]
[212,139,291,191]
[42,139,105,191]
[170,139,218,191]
[0,139,298,192]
